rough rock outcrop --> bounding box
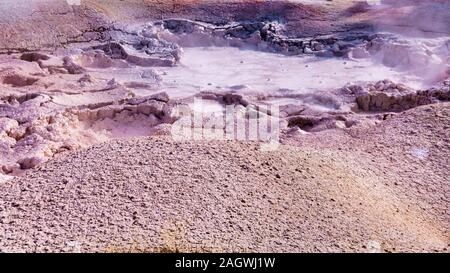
[158,18,377,57]
[350,80,450,112]
[91,40,182,67]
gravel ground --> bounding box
[0,103,448,253]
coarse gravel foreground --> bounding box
[0,104,449,253]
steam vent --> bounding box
[0,0,449,253]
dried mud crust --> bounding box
[0,90,176,174]
[0,103,449,253]
[0,1,449,54]
[0,0,348,53]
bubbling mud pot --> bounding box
[0,0,449,253]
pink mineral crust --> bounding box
[0,0,448,252]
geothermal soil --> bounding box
[0,103,449,253]
[0,0,449,252]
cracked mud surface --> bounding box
[0,0,449,252]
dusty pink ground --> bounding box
[0,103,448,253]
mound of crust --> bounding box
[1,102,449,252]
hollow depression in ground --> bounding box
[160,46,428,96]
